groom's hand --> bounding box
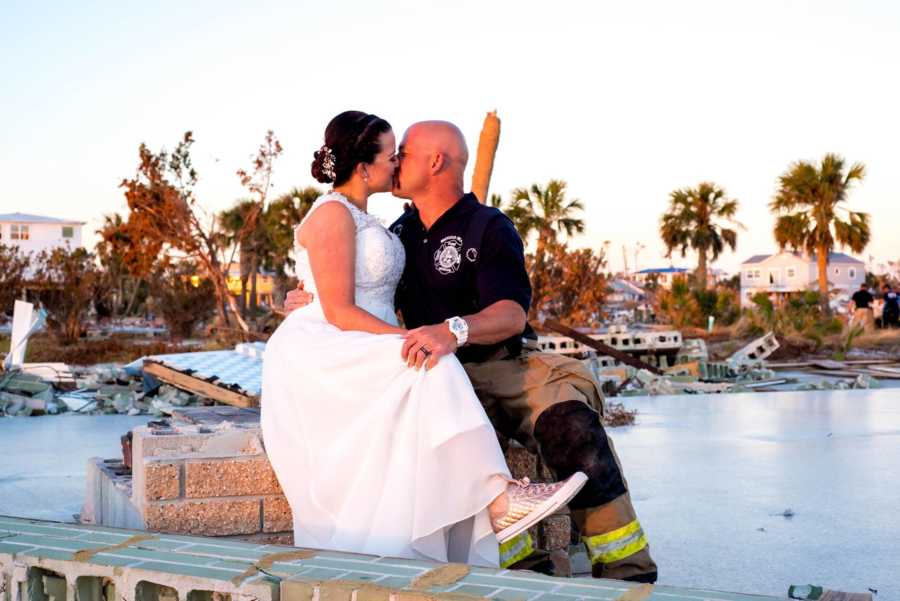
[284,281,314,313]
[402,324,458,370]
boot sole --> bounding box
[496,472,588,544]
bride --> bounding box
[261,111,585,566]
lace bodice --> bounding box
[292,192,406,325]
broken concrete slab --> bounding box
[726,331,780,374]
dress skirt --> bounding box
[261,305,511,566]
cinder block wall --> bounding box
[124,420,570,556]
[131,425,292,542]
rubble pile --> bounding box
[584,331,894,397]
[0,364,206,417]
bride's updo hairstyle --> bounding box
[311,111,392,186]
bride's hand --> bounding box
[402,324,458,371]
[284,281,314,312]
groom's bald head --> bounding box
[394,121,468,199]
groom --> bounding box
[286,121,657,584]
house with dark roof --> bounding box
[740,251,865,307]
[0,213,85,255]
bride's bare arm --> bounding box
[298,202,406,336]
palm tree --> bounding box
[770,153,870,295]
[509,180,585,259]
[660,182,741,290]
[488,193,533,241]
[262,187,320,303]
[219,199,263,314]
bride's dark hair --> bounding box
[311,111,392,186]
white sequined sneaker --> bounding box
[492,472,588,544]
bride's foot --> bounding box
[490,472,588,544]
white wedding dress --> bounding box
[261,191,511,566]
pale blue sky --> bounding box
[1,0,898,273]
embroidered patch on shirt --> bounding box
[434,235,463,274]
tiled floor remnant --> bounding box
[128,349,263,397]
[0,516,783,601]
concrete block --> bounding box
[540,515,572,551]
[184,457,281,498]
[82,459,144,530]
[144,499,261,536]
[281,580,315,601]
[145,462,181,501]
[318,580,361,601]
[504,443,537,481]
[262,497,292,533]
[132,426,264,462]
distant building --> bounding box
[634,267,689,289]
[224,262,276,307]
[607,279,647,304]
[739,251,865,308]
[605,279,650,323]
[0,212,84,255]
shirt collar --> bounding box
[424,193,479,232]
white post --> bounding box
[7,300,35,368]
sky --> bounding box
[1,0,898,274]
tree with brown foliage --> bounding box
[231,130,284,312]
[121,131,276,333]
[32,247,101,343]
[94,212,161,316]
[0,245,29,317]
[527,242,608,326]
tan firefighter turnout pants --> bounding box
[463,349,657,583]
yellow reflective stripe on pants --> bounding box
[499,532,534,568]
[582,520,648,565]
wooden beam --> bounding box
[143,360,258,408]
[542,319,663,375]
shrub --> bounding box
[149,262,216,339]
[655,283,739,328]
[0,245,29,318]
[32,247,102,343]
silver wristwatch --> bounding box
[445,316,469,346]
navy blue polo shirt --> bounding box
[390,193,535,363]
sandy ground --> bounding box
[0,390,897,598]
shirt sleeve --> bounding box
[474,217,532,313]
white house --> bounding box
[740,251,865,308]
[0,213,85,255]
[634,267,689,289]
[607,279,647,304]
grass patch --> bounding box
[0,334,232,366]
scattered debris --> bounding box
[603,402,637,427]
[3,301,47,370]
[788,583,873,600]
[726,332,780,375]
[0,342,265,417]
